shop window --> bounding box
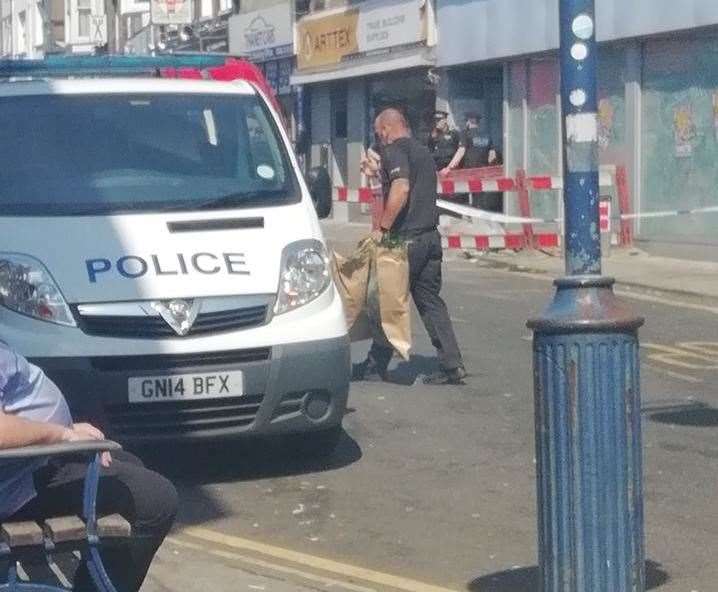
[331,83,348,140]
[77,0,91,39]
[507,60,527,174]
[597,45,627,165]
[528,56,560,220]
[18,11,27,54]
[448,65,503,150]
[641,35,718,242]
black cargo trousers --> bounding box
[369,229,463,373]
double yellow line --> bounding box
[171,526,460,592]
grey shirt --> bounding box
[0,341,73,518]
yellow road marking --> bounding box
[677,342,718,356]
[643,343,718,370]
[613,289,718,315]
[644,364,704,384]
[178,526,460,592]
[166,536,377,592]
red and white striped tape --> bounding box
[441,233,560,251]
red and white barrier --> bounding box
[441,233,559,251]
[331,165,634,252]
[437,177,516,195]
[332,187,375,203]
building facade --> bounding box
[291,0,438,210]
[437,0,718,254]
[123,0,232,55]
[0,0,107,57]
[229,0,295,134]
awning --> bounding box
[290,46,435,85]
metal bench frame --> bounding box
[0,441,127,592]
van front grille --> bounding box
[76,305,269,339]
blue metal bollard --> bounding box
[528,1,646,591]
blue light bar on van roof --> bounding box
[0,53,231,78]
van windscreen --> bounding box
[0,93,298,215]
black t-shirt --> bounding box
[381,137,438,234]
[428,129,462,170]
[461,127,493,168]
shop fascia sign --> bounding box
[229,3,293,61]
[296,0,424,71]
[150,0,192,25]
[120,0,149,16]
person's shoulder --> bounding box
[386,137,415,157]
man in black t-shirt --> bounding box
[356,108,466,385]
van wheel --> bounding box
[283,426,343,458]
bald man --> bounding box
[355,109,466,385]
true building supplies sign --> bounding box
[297,0,423,71]
[229,3,293,60]
[151,0,192,25]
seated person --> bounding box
[0,339,177,592]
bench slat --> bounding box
[97,515,131,538]
[1,522,44,547]
[44,516,86,544]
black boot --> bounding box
[352,356,388,382]
[422,366,467,385]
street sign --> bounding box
[151,0,192,25]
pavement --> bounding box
[320,220,718,304]
[136,219,718,592]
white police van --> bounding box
[0,55,349,453]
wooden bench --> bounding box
[0,441,131,592]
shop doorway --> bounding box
[367,69,436,147]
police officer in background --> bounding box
[461,112,502,211]
[428,110,464,176]
[461,112,497,169]
[356,108,467,385]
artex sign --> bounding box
[296,0,424,71]
[229,3,293,61]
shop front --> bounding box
[435,0,718,252]
[291,0,437,197]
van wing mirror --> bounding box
[307,166,332,220]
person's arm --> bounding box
[379,178,410,231]
[0,413,112,466]
[0,410,67,449]
[0,346,112,464]
[440,131,465,176]
[441,146,466,176]
[371,144,410,240]
[488,139,498,164]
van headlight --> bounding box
[0,254,76,327]
[275,240,331,315]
